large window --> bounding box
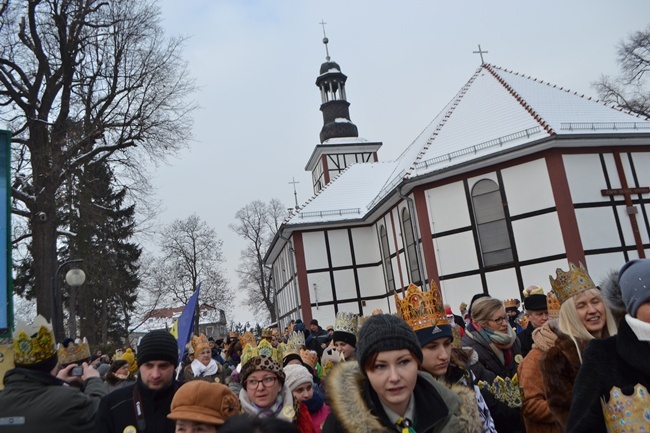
[379,225,396,292]
[471,179,513,266]
[400,208,421,284]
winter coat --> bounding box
[182,363,220,383]
[518,347,558,433]
[461,331,521,380]
[462,346,522,433]
[437,368,486,433]
[106,377,135,394]
[517,322,535,358]
[0,367,107,433]
[539,333,589,432]
[321,361,466,433]
[95,376,179,433]
[566,318,650,433]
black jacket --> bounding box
[0,368,106,433]
[517,322,535,358]
[566,318,650,433]
[95,376,179,433]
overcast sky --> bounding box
[147,0,650,325]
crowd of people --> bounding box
[1,258,649,432]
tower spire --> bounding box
[320,20,330,61]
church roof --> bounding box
[286,63,650,227]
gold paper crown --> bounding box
[320,347,345,378]
[504,298,518,309]
[13,315,57,366]
[334,311,358,336]
[191,333,210,354]
[241,337,283,367]
[478,374,523,408]
[451,325,462,349]
[281,331,305,360]
[57,337,91,365]
[261,328,273,339]
[601,384,650,433]
[546,291,561,319]
[300,349,318,369]
[550,262,596,305]
[394,282,447,331]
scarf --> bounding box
[239,384,295,422]
[626,314,650,342]
[190,358,218,377]
[531,320,559,352]
[304,386,325,413]
[470,320,517,365]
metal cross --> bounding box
[473,44,488,64]
[289,177,300,209]
[320,20,330,61]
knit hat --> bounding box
[523,286,548,311]
[618,259,650,317]
[167,381,240,426]
[283,364,313,392]
[356,314,423,374]
[137,329,179,368]
[121,348,138,374]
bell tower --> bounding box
[305,24,382,195]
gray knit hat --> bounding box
[137,329,179,368]
[618,259,650,318]
[356,314,423,374]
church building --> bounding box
[265,39,650,328]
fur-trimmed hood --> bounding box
[322,361,469,433]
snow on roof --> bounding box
[286,161,399,225]
[321,136,369,145]
[289,64,650,226]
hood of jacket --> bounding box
[326,361,466,433]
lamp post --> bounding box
[51,259,86,342]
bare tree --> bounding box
[230,199,285,323]
[594,25,650,118]
[0,0,196,330]
[154,214,232,333]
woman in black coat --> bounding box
[566,259,650,433]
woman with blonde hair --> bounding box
[461,296,521,380]
[539,263,617,431]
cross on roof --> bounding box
[320,20,330,61]
[473,44,488,64]
[289,177,300,209]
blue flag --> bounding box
[176,282,201,365]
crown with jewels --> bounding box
[504,298,518,309]
[241,337,284,367]
[547,291,561,319]
[550,262,596,305]
[261,328,273,339]
[334,311,358,336]
[300,349,319,369]
[601,384,650,433]
[13,315,57,366]
[478,374,524,408]
[57,337,91,365]
[394,282,448,331]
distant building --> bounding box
[128,303,227,348]
[265,43,650,330]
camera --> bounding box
[71,366,83,376]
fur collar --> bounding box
[326,361,390,433]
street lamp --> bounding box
[51,259,86,342]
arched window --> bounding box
[471,179,514,266]
[379,225,395,292]
[400,208,421,284]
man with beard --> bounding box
[96,330,180,433]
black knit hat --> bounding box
[332,330,357,348]
[356,314,423,374]
[137,329,179,368]
[523,294,547,311]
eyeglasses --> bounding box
[489,316,507,325]
[245,376,277,390]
